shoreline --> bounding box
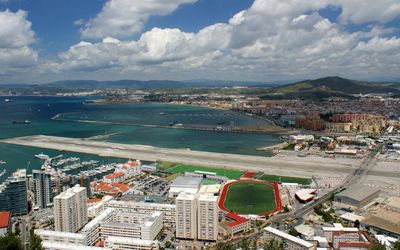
[0,135,365,178]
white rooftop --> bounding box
[171,176,202,188]
[81,208,114,232]
[322,223,359,232]
[339,212,366,222]
[264,226,314,248]
[105,236,157,246]
[199,184,221,194]
[35,229,85,240]
[42,241,110,250]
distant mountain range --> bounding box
[1,76,399,98]
[261,76,400,99]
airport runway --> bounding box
[1,135,364,178]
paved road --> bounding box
[1,135,362,178]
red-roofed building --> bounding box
[224,212,251,237]
[115,160,142,178]
[103,171,125,183]
[0,211,11,236]
[91,181,130,196]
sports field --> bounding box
[221,180,280,215]
[256,173,312,185]
[166,164,244,179]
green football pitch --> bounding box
[224,182,276,214]
[166,164,244,180]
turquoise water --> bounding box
[0,96,279,179]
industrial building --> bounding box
[168,176,202,197]
[334,185,380,207]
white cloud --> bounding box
[0,10,37,75]
[53,0,400,82]
[80,0,197,39]
[3,0,400,83]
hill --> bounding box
[261,76,400,99]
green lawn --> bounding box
[201,179,220,185]
[166,164,244,180]
[257,174,312,185]
[224,182,276,214]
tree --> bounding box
[240,238,250,250]
[393,241,400,250]
[263,238,284,250]
[289,228,300,237]
[368,241,386,250]
[0,233,23,250]
[29,228,44,250]
[215,242,234,250]
[251,237,258,250]
[164,241,173,249]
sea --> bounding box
[0,96,280,180]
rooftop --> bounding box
[105,236,156,246]
[0,211,11,228]
[42,241,110,250]
[226,212,249,227]
[336,185,380,202]
[264,226,314,248]
[171,176,202,188]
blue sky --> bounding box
[0,0,399,83]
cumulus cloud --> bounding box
[80,0,197,39]
[4,0,400,82]
[0,10,37,75]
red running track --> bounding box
[218,179,282,216]
[242,171,257,178]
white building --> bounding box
[169,176,201,197]
[197,194,218,241]
[104,200,176,227]
[176,193,219,241]
[42,241,110,250]
[35,229,87,245]
[37,208,162,249]
[115,160,142,178]
[264,226,316,250]
[176,193,197,240]
[100,211,163,241]
[54,185,88,233]
[104,236,159,250]
[87,196,113,219]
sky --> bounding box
[0,0,399,84]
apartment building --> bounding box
[54,184,88,232]
[104,236,159,250]
[176,193,197,240]
[176,193,219,241]
[32,170,52,210]
[197,194,218,241]
[0,169,28,216]
[104,200,176,227]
